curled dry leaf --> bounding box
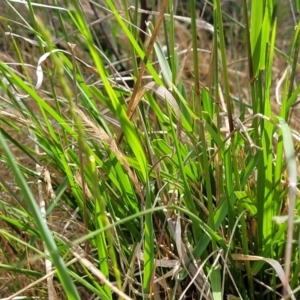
[231,254,296,300]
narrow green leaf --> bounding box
[0,131,80,300]
[250,0,263,76]
[210,265,222,300]
[143,178,154,293]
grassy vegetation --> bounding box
[0,0,299,299]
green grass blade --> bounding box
[0,131,80,299]
[143,178,154,294]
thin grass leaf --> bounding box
[250,0,263,76]
[210,264,222,300]
[0,131,80,299]
[143,178,154,294]
[279,118,297,295]
[232,254,296,300]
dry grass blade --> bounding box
[71,248,133,300]
[119,0,170,145]
[166,213,212,300]
[126,81,182,142]
[137,251,181,287]
[0,258,78,300]
[75,108,143,198]
[128,6,214,33]
[231,254,296,300]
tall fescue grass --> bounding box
[0,0,299,299]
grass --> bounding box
[0,0,299,299]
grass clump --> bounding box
[0,0,299,299]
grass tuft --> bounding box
[0,0,299,299]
